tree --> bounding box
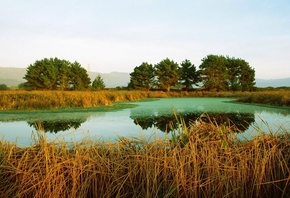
[227,57,255,91]
[56,59,70,90]
[24,58,91,90]
[24,58,58,90]
[239,62,256,91]
[180,59,201,91]
[0,84,9,90]
[70,61,91,90]
[129,62,155,91]
[18,83,27,90]
[92,75,106,90]
[227,57,242,91]
[199,55,228,91]
[154,58,180,92]
[199,55,256,91]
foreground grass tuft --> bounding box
[1,120,290,197]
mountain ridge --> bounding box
[0,67,289,88]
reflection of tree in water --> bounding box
[198,113,255,132]
[154,114,178,133]
[132,113,177,133]
[27,119,86,133]
[131,111,255,133]
[133,114,156,130]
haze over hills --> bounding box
[255,78,290,88]
[0,67,289,88]
[0,67,130,88]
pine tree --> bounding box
[92,75,106,90]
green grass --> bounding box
[0,119,290,197]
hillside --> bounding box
[89,71,130,88]
[0,67,26,87]
[0,67,289,88]
[0,67,130,88]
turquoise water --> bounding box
[0,98,289,146]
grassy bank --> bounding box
[1,90,289,111]
[0,90,147,110]
[0,119,289,197]
[0,90,229,110]
[237,90,290,106]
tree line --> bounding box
[21,55,255,91]
[22,58,105,91]
[129,55,255,92]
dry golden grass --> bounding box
[2,90,290,111]
[1,89,289,111]
[237,90,290,106]
[0,90,149,110]
[0,120,290,197]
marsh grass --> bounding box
[237,90,290,106]
[1,119,290,197]
[2,90,289,111]
[0,90,149,110]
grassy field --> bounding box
[0,118,289,197]
[0,90,289,111]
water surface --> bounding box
[0,98,289,146]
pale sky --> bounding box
[1,0,289,79]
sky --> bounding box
[0,0,289,79]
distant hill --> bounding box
[255,78,290,88]
[0,67,26,87]
[0,67,289,88]
[89,71,130,88]
[0,67,130,88]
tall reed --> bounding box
[0,119,289,197]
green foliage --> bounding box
[129,54,255,92]
[23,58,91,90]
[199,55,228,91]
[129,62,155,91]
[70,62,91,90]
[239,61,256,91]
[56,59,70,90]
[18,82,30,90]
[0,84,9,90]
[92,75,106,90]
[180,59,201,91]
[199,55,256,91]
[155,58,181,92]
[227,57,256,91]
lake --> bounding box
[0,98,290,146]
